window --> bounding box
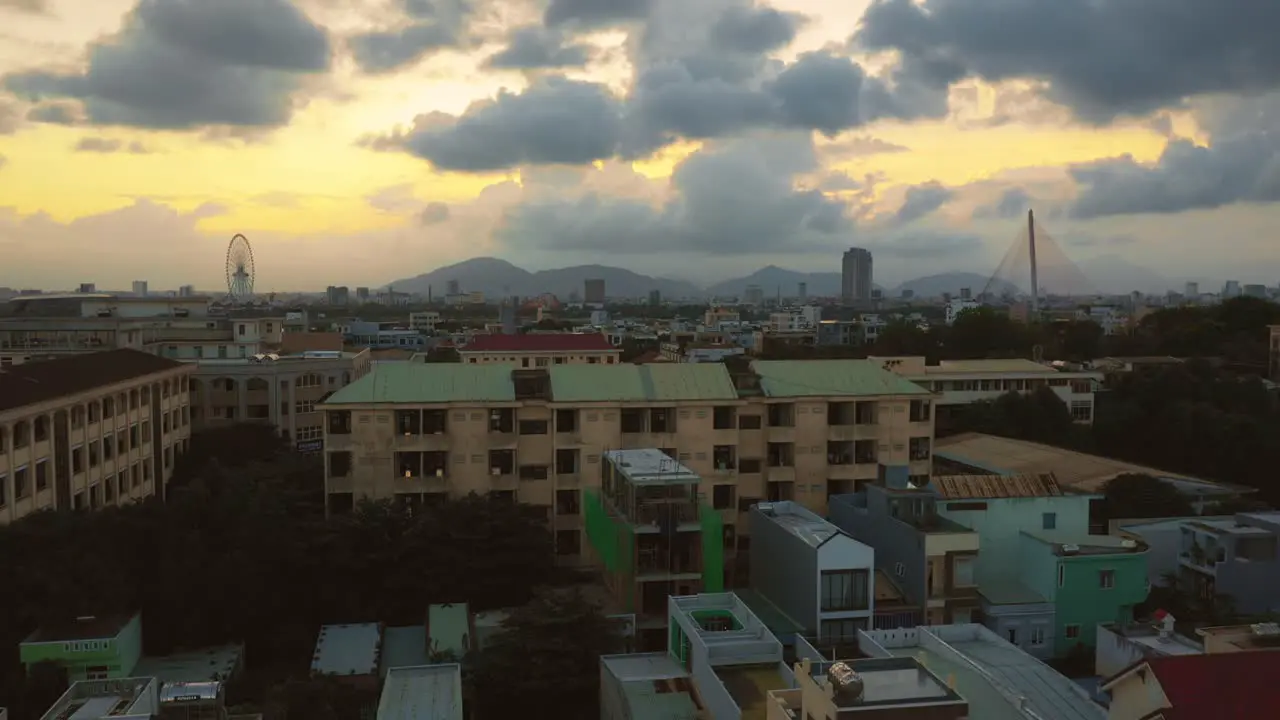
[1064,624,1080,640]
[820,618,867,643]
[1070,400,1093,422]
[555,409,577,433]
[1042,512,1057,530]
[1057,564,1065,588]
[952,555,976,587]
[0,474,6,506]
[712,484,735,510]
[35,460,48,491]
[820,569,870,612]
[1007,628,1018,644]
[295,400,317,414]
[1099,569,1116,589]
[1030,627,1046,646]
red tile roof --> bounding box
[462,333,615,353]
[1147,652,1280,718]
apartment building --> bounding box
[0,349,193,525]
[458,332,621,366]
[319,359,938,565]
[585,449,724,647]
[871,356,1103,425]
[829,482,981,627]
[0,293,370,445]
[191,348,372,451]
[748,501,875,643]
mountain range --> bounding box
[385,256,1174,299]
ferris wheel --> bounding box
[226,234,255,301]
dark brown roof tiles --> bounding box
[0,349,187,412]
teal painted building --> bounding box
[931,475,1148,658]
[1019,531,1148,656]
[19,613,142,681]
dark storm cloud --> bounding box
[368,1,945,171]
[3,0,331,129]
[74,137,150,153]
[1069,94,1280,218]
[483,26,591,70]
[497,136,854,256]
[0,100,18,133]
[855,0,1280,123]
[349,24,460,74]
[1070,138,1280,219]
[348,0,471,73]
[894,181,952,224]
[26,101,79,124]
[708,5,804,54]
[383,48,936,171]
[544,0,651,29]
[972,188,1031,220]
[867,232,982,259]
[375,78,625,171]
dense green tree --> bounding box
[421,346,461,362]
[954,387,1085,447]
[0,425,559,717]
[945,307,1037,359]
[471,589,626,720]
[1100,474,1195,521]
[869,321,942,359]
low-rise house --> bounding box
[770,656,969,720]
[829,478,980,627]
[747,501,875,643]
[930,473,1084,659]
[37,677,158,720]
[1175,513,1280,615]
[862,624,1105,720]
[1019,531,1148,657]
[1101,651,1280,720]
[873,355,1103,425]
[20,614,142,682]
[377,664,464,720]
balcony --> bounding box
[625,496,703,528]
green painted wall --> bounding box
[1053,552,1148,656]
[20,614,142,681]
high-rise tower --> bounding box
[841,248,873,304]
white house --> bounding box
[749,501,875,643]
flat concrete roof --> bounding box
[605,448,700,485]
[377,664,463,720]
[311,623,381,677]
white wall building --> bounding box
[750,501,876,642]
[944,299,980,325]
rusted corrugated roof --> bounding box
[933,473,1063,499]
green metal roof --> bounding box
[548,364,738,402]
[751,360,931,398]
[321,364,516,404]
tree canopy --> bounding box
[471,589,626,720]
[1100,473,1195,521]
[0,425,561,718]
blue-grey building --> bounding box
[829,481,979,628]
[1175,512,1280,615]
[748,501,875,643]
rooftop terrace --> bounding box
[670,594,784,667]
[606,448,701,486]
[601,654,703,720]
[39,677,158,720]
[1021,530,1146,556]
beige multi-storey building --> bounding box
[0,294,370,445]
[319,359,936,564]
[457,333,620,367]
[0,349,193,525]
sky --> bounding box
[0,0,1278,293]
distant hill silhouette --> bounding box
[385,258,702,299]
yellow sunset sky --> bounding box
[0,0,1270,291]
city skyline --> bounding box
[1,0,1278,290]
